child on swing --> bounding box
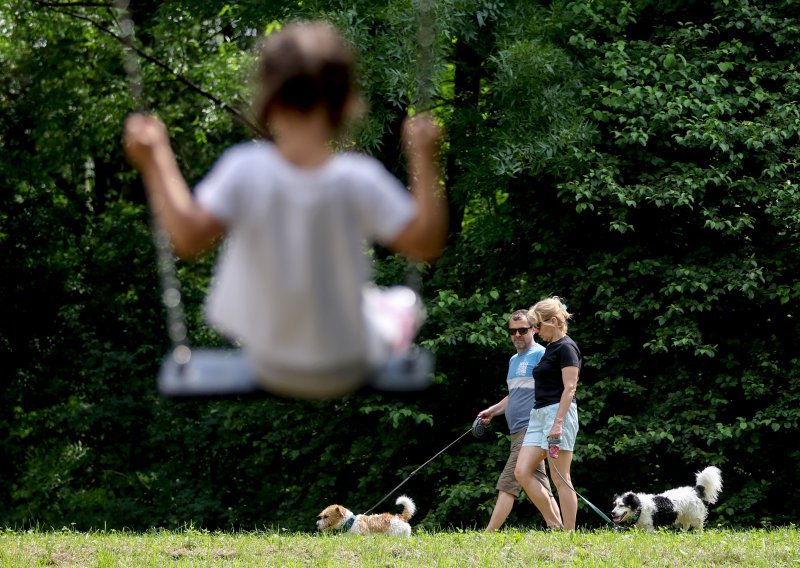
[123,20,447,399]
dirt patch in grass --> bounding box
[42,547,93,567]
[165,546,238,560]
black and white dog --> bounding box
[611,466,722,530]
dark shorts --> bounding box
[497,429,553,498]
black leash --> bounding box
[362,424,477,514]
[361,419,622,529]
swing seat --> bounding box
[370,345,434,392]
[158,348,261,397]
[157,346,433,398]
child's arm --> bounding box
[390,113,448,262]
[123,114,225,259]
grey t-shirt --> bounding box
[195,141,416,374]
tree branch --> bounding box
[35,3,267,137]
[34,1,114,7]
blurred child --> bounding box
[123,21,447,399]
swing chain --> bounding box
[414,0,435,111]
[115,0,192,365]
[113,0,144,111]
[153,224,192,364]
[403,0,437,295]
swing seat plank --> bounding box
[158,349,261,397]
[157,347,434,398]
[370,346,434,392]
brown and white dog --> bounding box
[316,495,416,536]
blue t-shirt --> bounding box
[505,343,545,433]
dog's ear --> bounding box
[622,492,640,509]
[336,505,345,516]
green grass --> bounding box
[1,527,797,567]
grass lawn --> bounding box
[1,526,797,566]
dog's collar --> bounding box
[341,515,356,531]
[630,509,641,524]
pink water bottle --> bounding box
[548,436,561,459]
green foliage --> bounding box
[1,0,798,532]
[546,0,799,527]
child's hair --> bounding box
[254,21,357,130]
[528,296,572,333]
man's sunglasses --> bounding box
[508,327,531,336]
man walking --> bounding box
[476,309,561,531]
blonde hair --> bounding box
[528,296,571,334]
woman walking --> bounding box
[514,297,581,530]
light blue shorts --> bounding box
[522,402,579,451]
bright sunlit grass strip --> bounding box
[0,527,797,567]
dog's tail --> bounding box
[695,466,723,504]
[395,495,416,522]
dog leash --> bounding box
[361,421,619,529]
[362,424,477,515]
[549,460,620,528]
